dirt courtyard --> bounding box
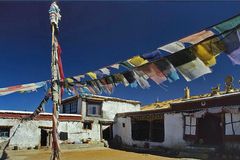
[5,148,188,160]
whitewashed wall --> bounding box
[160,113,186,148]
[113,113,187,149]
[0,98,139,148]
[113,117,132,145]
[102,101,140,120]
[0,118,100,148]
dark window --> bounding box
[122,123,125,128]
[63,100,78,114]
[83,122,92,130]
[87,101,102,117]
[0,127,10,138]
[151,120,164,142]
[59,132,68,140]
[132,120,150,141]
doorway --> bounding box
[197,113,223,145]
[102,125,113,141]
[41,129,48,146]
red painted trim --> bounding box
[224,135,240,142]
[0,112,82,121]
[171,93,240,111]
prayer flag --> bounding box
[87,72,97,80]
[128,56,148,67]
[158,41,185,53]
[179,30,214,45]
[137,63,167,85]
[177,58,212,81]
[222,29,240,65]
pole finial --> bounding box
[49,2,61,29]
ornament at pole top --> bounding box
[49,2,61,29]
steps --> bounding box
[60,143,104,150]
[177,145,217,159]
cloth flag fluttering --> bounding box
[1,14,240,97]
[0,81,47,96]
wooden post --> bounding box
[51,23,60,160]
[49,2,62,159]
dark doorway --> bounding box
[41,129,48,146]
[197,113,223,145]
[102,125,113,141]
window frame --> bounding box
[184,115,197,136]
[86,100,102,117]
[0,126,11,138]
[62,100,78,114]
[59,132,68,141]
[83,122,93,130]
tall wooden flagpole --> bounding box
[49,2,62,160]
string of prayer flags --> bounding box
[30,90,51,120]
[66,15,240,93]
[3,14,240,98]
[0,81,47,96]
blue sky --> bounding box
[0,1,240,112]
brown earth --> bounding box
[6,147,181,160]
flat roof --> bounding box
[62,94,141,105]
[171,91,240,105]
[117,91,240,117]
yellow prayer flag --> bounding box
[87,72,97,80]
[194,44,216,67]
[66,78,74,83]
[193,38,224,67]
[128,56,148,67]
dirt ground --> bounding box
[5,147,186,160]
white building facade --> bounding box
[113,92,240,150]
[0,95,140,149]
